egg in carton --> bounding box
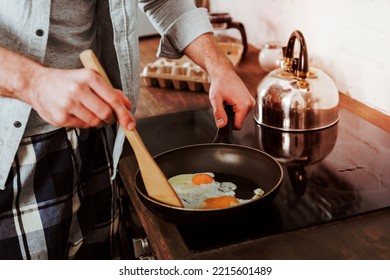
[141,56,211,92]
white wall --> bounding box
[210,0,390,115]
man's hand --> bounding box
[184,33,255,129]
[207,67,255,130]
[26,67,136,130]
[0,47,135,130]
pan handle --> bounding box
[212,105,234,143]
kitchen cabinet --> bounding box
[119,37,390,259]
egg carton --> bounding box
[141,56,211,92]
[140,42,244,93]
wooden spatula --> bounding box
[80,49,183,207]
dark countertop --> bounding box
[118,37,390,260]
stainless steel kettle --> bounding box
[254,30,339,131]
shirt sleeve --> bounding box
[138,0,213,59]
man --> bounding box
[0,0,255,259]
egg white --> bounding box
[168,172,264,209]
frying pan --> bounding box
[134,106,283,225]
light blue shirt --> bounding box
[0,0,213,189]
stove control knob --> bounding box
[132,237,155,259]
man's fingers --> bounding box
[79,90,116,124]
[84,71,135,129]
[211,100,251,130]
[69,103,104,127]
[118,90,132,110]
[58,115,90,129]
[232,107,247,130]
[209,96,227,128]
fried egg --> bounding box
[168,172,264,209]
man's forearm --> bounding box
[183,33,235,78]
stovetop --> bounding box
[136,107,390,252]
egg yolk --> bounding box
[192,173,214,185]
[201,196,239,209]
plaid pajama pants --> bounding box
[0,126,125,259]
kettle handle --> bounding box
[284,30,309,80]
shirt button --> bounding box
[14,121,22,128]
[35,29,44,37]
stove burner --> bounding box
[136,107,390,252]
